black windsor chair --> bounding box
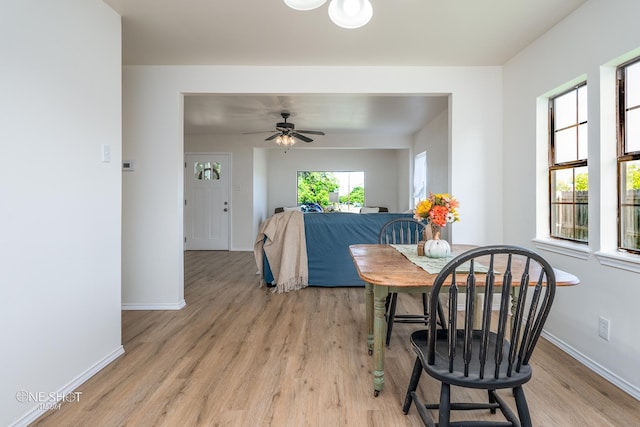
[378,218,447,346]
[402,245,557,427]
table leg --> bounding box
[365,281,374,355]
[372,285,389,396]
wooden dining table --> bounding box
[349,243,580,396]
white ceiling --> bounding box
[183,94,450,136]
[104,0,586,138]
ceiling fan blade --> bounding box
[296,130,325,135]
[265,133,280,141]
[292,132,313,143]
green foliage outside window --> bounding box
[626,163,640,189]
[341,186,364,206]
[297,172,340,206]
[575,173,588,191]
[555,172,588,192]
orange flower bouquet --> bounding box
[414,193,460,228]
[414,193,460,257]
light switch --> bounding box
[102,144,111,163]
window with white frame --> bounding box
[617,58,640,253]
[413,151,427,207]
[297,171,365,212]
[549,83,588,242]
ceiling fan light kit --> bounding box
[245,112,325,152]
[276,135,296,147]
[284,0,373,29]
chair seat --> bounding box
[412,329,532,390]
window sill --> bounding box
[532,238,591,260]
[532,238,640,272]
[594,250,640,273]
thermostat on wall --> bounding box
[122,160,136,171]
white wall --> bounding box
[122,65,502,308]
[395,148,412,212]
[503,0,640,398]
[414,108,450,198]
[413,106,453,241]
[253,148,269,239]
[0,1,123,425]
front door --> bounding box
[185,153,230,250]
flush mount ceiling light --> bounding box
[284,0,373,29]
[283,0,327,11]
[328,0,373,29]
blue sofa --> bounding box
[263,212,412,287]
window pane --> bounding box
[551,201,587,241]
[195,161,210,180]
[578,123,588,160]
[627,61,640,107]
[554,91,577,130]
[414,152,427,205]
[620,206,640,250]
[575,166,589,191]
[621,159,640,192]
[620,160,640,251]
[575,166,589,242]
[296,171,365,213]
[555,128,577,163]
[551,167,588,241]
[551,169,574,202]
[551,203,573,239]
[193,161,221,180]
[626,108,640,152]
[578,85,588,122]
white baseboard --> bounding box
[121,299,186,310]
[542,330,640,401]
[444,303,640,401]
[10,346,125,427]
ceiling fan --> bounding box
[245,112,326,145]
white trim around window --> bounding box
[532,237,591,260]
[595,250,640,273]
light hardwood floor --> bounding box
[34,251,640,426]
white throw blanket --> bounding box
[254,210,309,293]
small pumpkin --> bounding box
[424,239,451,258]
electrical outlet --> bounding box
[598,317,610,341]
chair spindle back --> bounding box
[378,218,425,244]
[427,245,556,381]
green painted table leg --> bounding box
[365,281,374,355]
[373,285,389,396]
